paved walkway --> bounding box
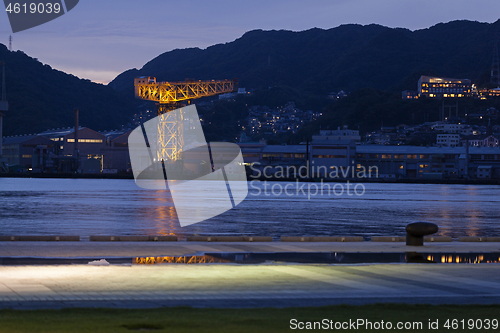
[1,241,500,258]
[0,263,499,309]
[0,242,499,309]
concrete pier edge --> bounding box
[1,235,500,242]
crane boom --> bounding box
[133,76,237,162]
[134,77,237,104]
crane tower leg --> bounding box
[157,103,184,163]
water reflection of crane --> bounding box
[134,77,237,162]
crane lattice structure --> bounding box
[134,77,237,162]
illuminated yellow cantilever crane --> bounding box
[134,77,237,162]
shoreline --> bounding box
[1,172,500,185]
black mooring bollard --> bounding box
[405,222,439,246]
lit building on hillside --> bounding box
[418,76,471,98]
[461,135,500,147]
[312,126,361,142]
[436,134,460,147]
[432,123,473,135]
[478,87,500,99]
[402,90,418,100]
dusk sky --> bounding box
[1,0,499,84]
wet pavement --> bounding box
[0,241,499,309]
[0,263,499,309]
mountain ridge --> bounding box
[109,19,500,99]
[0,44,137,136]
[2,19,500,138]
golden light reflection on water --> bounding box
[135,254,500,265]
[456,186,480,237]
[417,185,491,238]
[463,207,482,237]
[127,183,498,239]
[422,205,483,238]
[423,207,453,237]
[465,186,479,196]
[145,190,179,236]
[425,254,500,264]
[134,255,231,264]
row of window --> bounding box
[66,139,103,143]
[50,138,103,143]
[258,153,306,159]
[358,154,429,159]
[471,154,497,160]
[247,153,500,161]
[284,153,305,158]
[428,88,467,92]
[312,146,348,150]
[313,155,347,159]
[358,153,500,161]
[387,164,458,171]
[358,154,466,160]
[422,83,468,88]
[428,93,467,98]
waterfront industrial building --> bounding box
[244,143,500,180]
[355,145,500,179]
[4,124,500,180]
[2,127,131,173]
[1,135,54,172]
[241,127,500,180]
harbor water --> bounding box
[0,178,499,238]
